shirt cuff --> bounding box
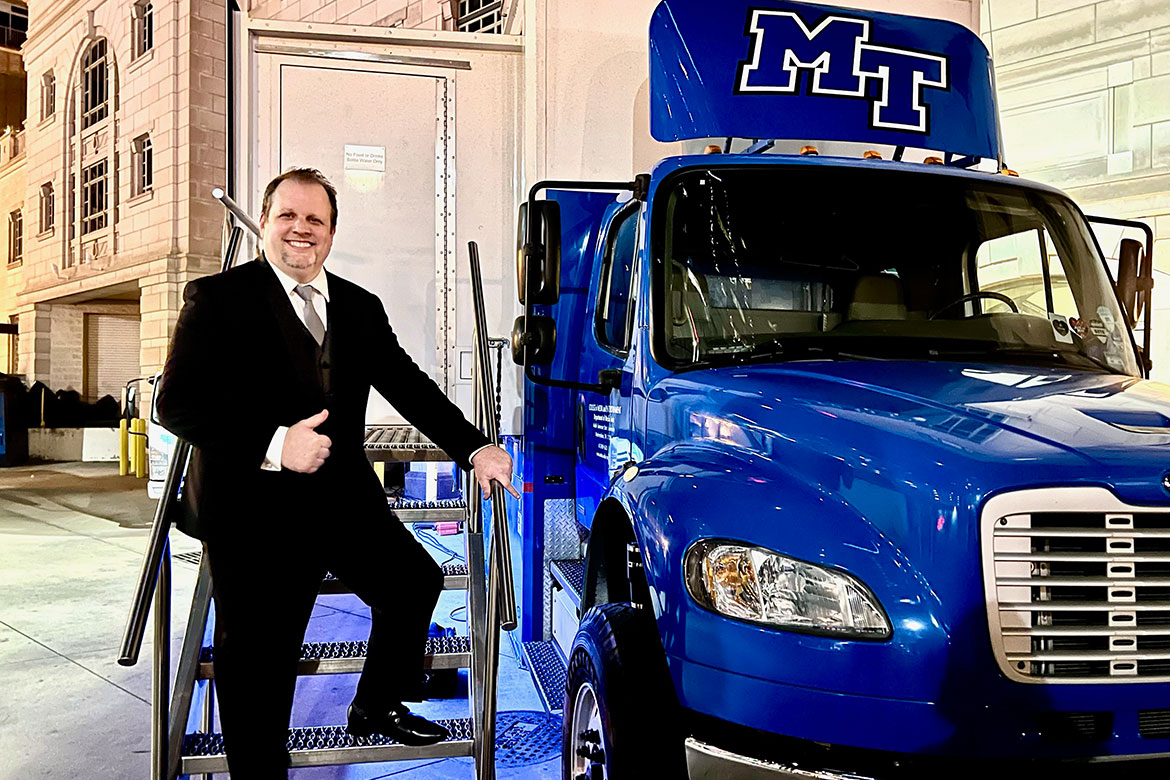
[468,443,493,466]
[262,426,289,471]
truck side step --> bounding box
[389,496,467,524]
[319,563,468,594]
[180,720,473,774]
[521,640,568,714]
[550,558,585,610]
[197,635,472,678]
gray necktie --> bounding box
[293,285,325,346]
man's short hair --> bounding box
[260,168,339,230]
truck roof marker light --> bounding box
[924,156,944,165]
[862,150,882,160]
[704,145,722,155]
[1001,167,1020,177]
[799,145,819,156]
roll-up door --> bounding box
[84,314,139,402]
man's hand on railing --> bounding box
[471,446,521,500]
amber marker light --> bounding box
[704,145,722,154]
[862,150,882,160]
[1001,167,1020,176]
[799,145,819,155]
[923,156,944,165]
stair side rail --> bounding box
[117,195,250,780]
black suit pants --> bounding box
[203,479,444,778]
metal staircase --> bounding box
[117,194,517,779]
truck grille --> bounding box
[982,488,1170,684]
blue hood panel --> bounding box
[649,362,1170,509]
[649,0,1003,162]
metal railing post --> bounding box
[151,539,172,780]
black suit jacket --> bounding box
[157,258,489,541]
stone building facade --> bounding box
[0,0,468,405]
[981,0,1170,376]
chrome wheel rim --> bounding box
[568,681,606,779]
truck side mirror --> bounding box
[1115,237,1143,327]
[516,200,561,305]
[511,314,557,365]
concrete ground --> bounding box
[0,461,559,780]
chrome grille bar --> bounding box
[981,487,1170,684]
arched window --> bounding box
[81,39,108,129]
[133,2,154,59]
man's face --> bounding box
[260,179,335,283]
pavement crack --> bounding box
[0,619,150,706]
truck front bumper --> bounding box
[686,738,872,780]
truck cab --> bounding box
[511,1,1170,776]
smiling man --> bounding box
[157,168,517,778]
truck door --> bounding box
[575,202,640,527]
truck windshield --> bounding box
[652,166,1140,376]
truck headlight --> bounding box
[684,540,892,640]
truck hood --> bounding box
[650,360,1170,506]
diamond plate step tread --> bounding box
[364,425,453,463]
[389,496,467,524]
[550,559,585,607]
[198,636,472,678]
[180,720,473,774]
[521,640,567,714]
[319,563,468,594]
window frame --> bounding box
[40,71,55,121]
[81,160,109,236]
[132,1,154,59]
[8,209,22,265]
[131,134,153,197]
[593,203,641,357]
[81,39,109,130]
[39,182,54,233]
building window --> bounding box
[41,71,55,120]
[8,210,22,264]
[0,3,28,50]
[133,2,154,58]
[40,183,54,232]
[7,315,17,374]
[82,39,108,130]
[132,134,152,196]
[81,160,108,235]
[458,0,504,33]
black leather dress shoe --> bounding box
[347,702,450,746]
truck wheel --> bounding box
[562,603,684,780]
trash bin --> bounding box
[0,374,29,467]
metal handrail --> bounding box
[213,187,262,238]
[469,240,518,628]
[468,240,519,780]
[116,441,191,666]
[118,191,249,780]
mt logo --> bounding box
[735,9,950,134]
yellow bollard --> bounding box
[134,418,148,478]
[119,418,130,476]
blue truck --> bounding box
[503,1,1170,777]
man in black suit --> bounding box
[157,168,518,778]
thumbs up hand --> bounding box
[281,409,332,473]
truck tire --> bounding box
[562,603,685,780]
